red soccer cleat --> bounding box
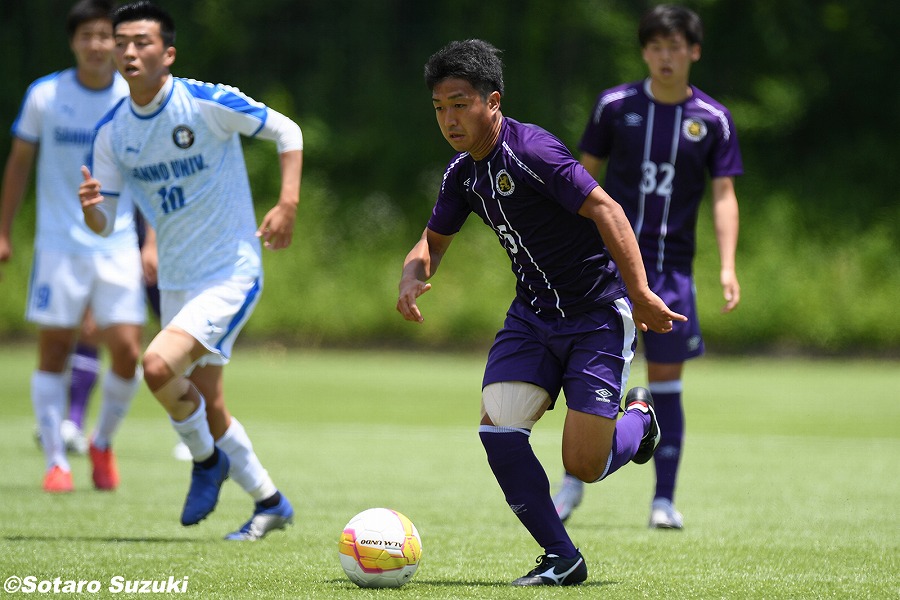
[90,442,120,491]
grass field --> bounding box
[1,345,897,599]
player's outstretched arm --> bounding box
[397,228,454,323]
[257,149,302,250]
[578,185,687,333]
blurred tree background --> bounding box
[1,0,898,354]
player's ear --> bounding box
[690,43,701,63]
[163,46,176,68]
[487,91,501,112]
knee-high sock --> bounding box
[32,370,70,471]
[596,407,650,481]
[91,367,142,450]
[650,380,684,502]
[68,344,99,429]
[479,425,576,557]
[170,395,215,462]
[216,417,277,502]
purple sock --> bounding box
[69,344,100,429]
[598,408,650,480]
[479,426,576,557]
[650,385,684,502]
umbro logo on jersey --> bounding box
[594,388,614,403]
[126,146,141,154]
[625,112,643,127]
[205,320,223,335]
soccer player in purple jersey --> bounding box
[553,5,744,530]
[397,39,686,586]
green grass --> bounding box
[1,346,897,599]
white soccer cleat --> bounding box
[553,474,584,523]
[649,498,683,529]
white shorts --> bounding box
[26,248,146,329]
[160,276,262,368]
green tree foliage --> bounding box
[1,0,897,352]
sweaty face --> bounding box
[641,32,700,86]
[431,78,500,160]
[70,18,115,75]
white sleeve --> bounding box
[89,124,122,237]
[192,81,302,153]
[253,108,303,153]
[11,82,45,143]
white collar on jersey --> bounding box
[131,74,173,116]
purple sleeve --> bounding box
[578,93,614,159]
[427,156,471,235]
[709,109,744,178]
[525,129,599,214]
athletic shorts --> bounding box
[482,297,637,419]
[159,276,262,368]
[26,248,146,329]
[641,269,704,363]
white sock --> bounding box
[216,417,277,502]
[32,370,70,472]
[92,366,142,449]
[170,394,215,462]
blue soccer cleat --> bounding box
[224,493,294,541]
[180,448,230,526]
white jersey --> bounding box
[90,76,297,291]
[11,68,136,254]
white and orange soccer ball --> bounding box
[338,508,422,588]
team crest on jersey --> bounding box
[682,118,707,142]
[495,170,515,196]
[172,126,195,149]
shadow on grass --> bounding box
[3,535,206,544]
[324,578,620,588]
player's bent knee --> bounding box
[481,382,551,430]
[143,329,195,388]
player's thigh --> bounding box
[643,269,703,363]
[483,301,564,405]
[162,277,262,368]
[26,250,91,329]
[561,298,636,418]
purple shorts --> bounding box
[642,269,704,363]
[482,297,637,419]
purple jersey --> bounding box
[428,117,626,318]
[579,80,743,272]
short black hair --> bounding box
[65,0,115,40]
[638,4,704,47]
[424,39,504,99]
[113,0,176,48]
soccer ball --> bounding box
[338,508,422,588]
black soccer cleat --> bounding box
[511,551,588,586]
[624,387,660,465]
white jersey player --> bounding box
[79,1,303,541]
[0,0,146,494]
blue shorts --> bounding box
[482,297,637,419]
[641,269,704,363]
